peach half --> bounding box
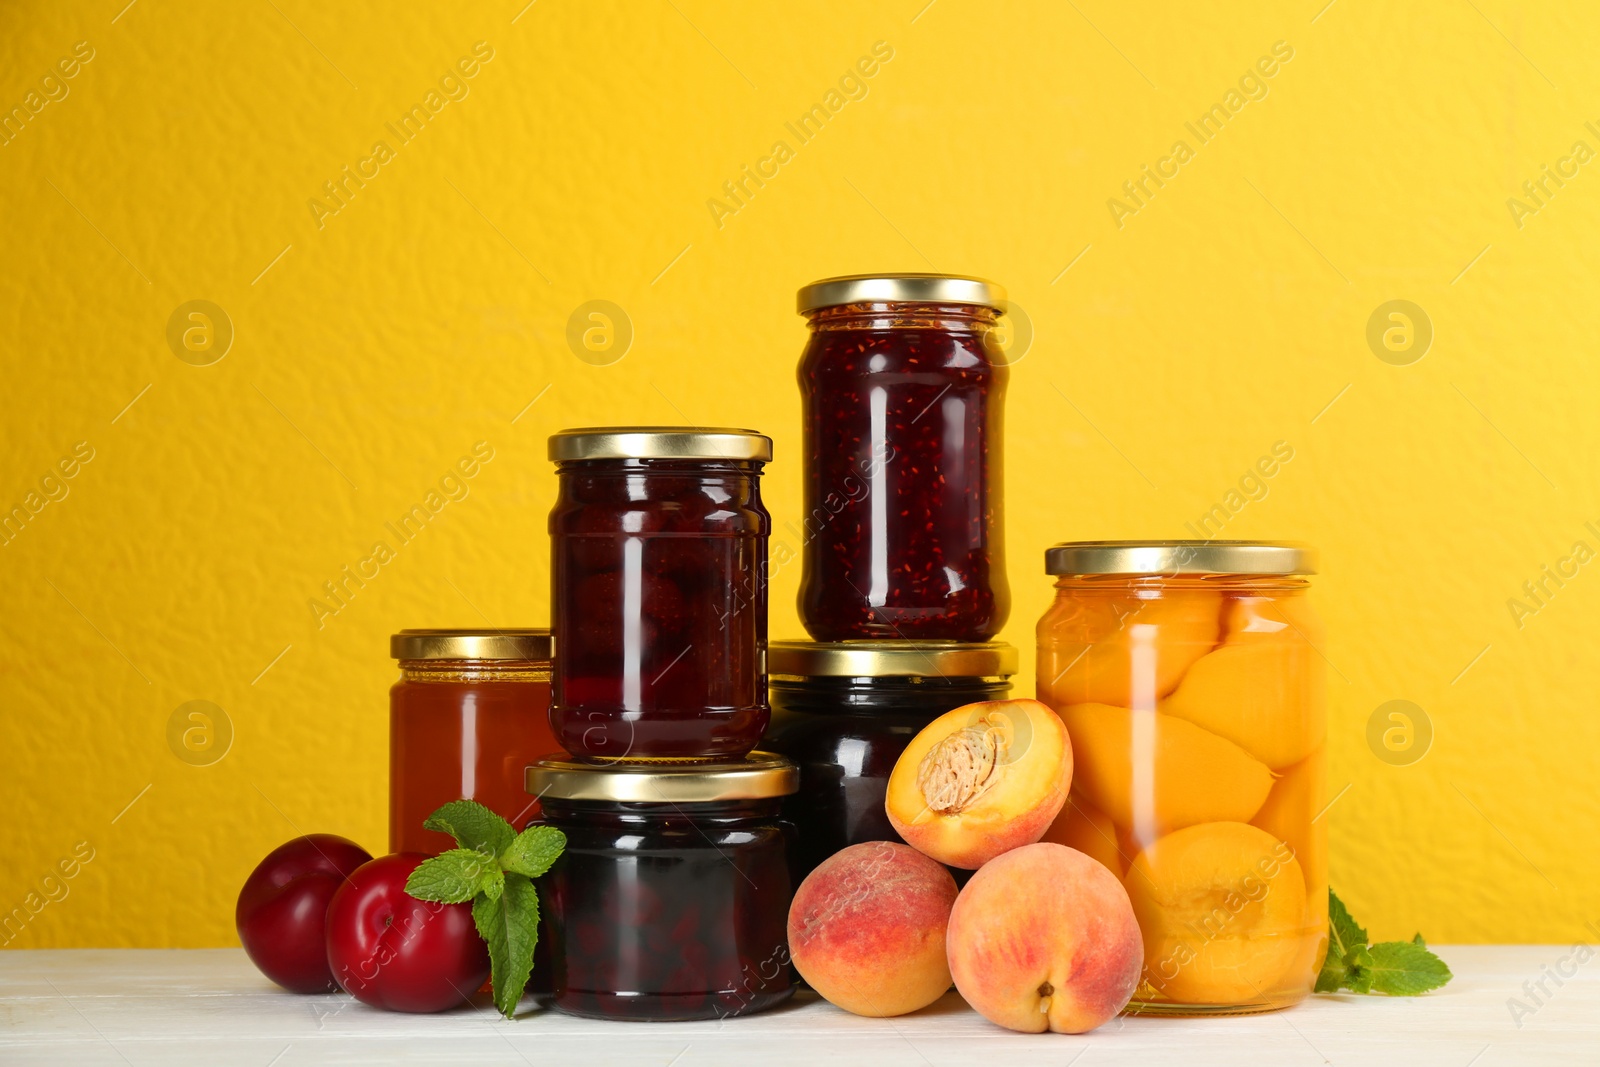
[886,699,1071,869]
[946,842,1143,1033]
[1124,821,1308,1005]
[1056,703,1273,836]
[787,841,958,1017]
[1160,597,1326,770]
[1041,796,1132,878]
[1037,589,1221,708]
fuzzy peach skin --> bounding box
[947,842,1143,1034]
[787,841,959,1017]
[885,699,1071,869]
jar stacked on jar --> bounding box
[531,426,799,1021]
[764,274,1020,882]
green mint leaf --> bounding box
[424,799,515,856]
[502,826,566,879]
[1412,932,1427,948]
[1345,943,1376,994]
[1314,944,1348,993]
[404,848,502,904]
[1327,889,1368,963]
[1367,941,1452,996]
[472,871,540,1019]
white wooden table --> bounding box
[0,947,1592,1065]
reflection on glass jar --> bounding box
[548,428,772,760]
[795,275,1009,642]
[527,753,798,1021]
[388,629,556,855]
[1035,541,1326,1015]
[762,640,1015,883]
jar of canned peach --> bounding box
[1035,540,1326,1015]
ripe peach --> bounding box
[787,841,958,1017]
[1124,821,1308,1005]
[1041,796,1131,877]
[885,699,1071,869]
[1056,703,1273,836]
[1037,589,1221,708]
[946,842,1142,1034]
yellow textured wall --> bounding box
[2,0,1596,948]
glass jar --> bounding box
[527,753,798,1021]
[796,275,1009,642]
[762,640,1016,882]
[1035,541,1326,1015]
[548,427,772,760]
[389,629,556,855]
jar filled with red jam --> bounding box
[548,427,772,760]
[389,629,556,854]
[762,640,1016,883]
[527,753,798,1021]
[796,275,1010,642]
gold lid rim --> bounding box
[526,752,798,803]
[767,640,1018,678]
[549,426,773,463]
[391,628,552,661]
[1044,540,1317,576]
[797,274,1007,314]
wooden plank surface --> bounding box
[0,946,1593,1065]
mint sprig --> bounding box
[404,800,566,1018]
[1316,889,1451,996]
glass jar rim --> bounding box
[1044,540,1317,576]
[526,751,798,803]
[390,628,552,661]
[797,274,1006,313]
[548,426,772,463]
[768,640,1017,678]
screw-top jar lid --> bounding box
[548,426,772,463]
[391,628,553,661]
[526,752,798,803]
[796,274,1007,314]
[1044,540,1317,576]
[767,640,1018,679]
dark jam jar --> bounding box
[762,640,1016,883]
[548,427,772,760]
[796,275,1010,642]
[528,753,798,1021]
[389,629,556,855]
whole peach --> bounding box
[787,841,958,1017]
[947,842,1142,1033]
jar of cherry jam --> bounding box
[389,629,557,854]
[527,753,798,1021]
[796,275,1010,642]
[548,427,772,760]
[762,640,1016,882]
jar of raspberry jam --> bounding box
[389,629,556,854]
[526,753,798,1021]
[762,640,1016,882]
[548,427,772,760]
[796,274,1010,641]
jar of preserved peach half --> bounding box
[1035,541,1326,1015]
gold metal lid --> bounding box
[549,426,772,463]
[796,274,1007,314]
[391,628,553,661]
[767,640,1018,678]
[526,751,798,803]
[1044,540,1317,576]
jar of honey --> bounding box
[796,274,1009,642]
[389,629,556,854]
[548,427,772,761]
[1035,541,1326,1014]
[527,753,798,1021]
[762,639,1016,882]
